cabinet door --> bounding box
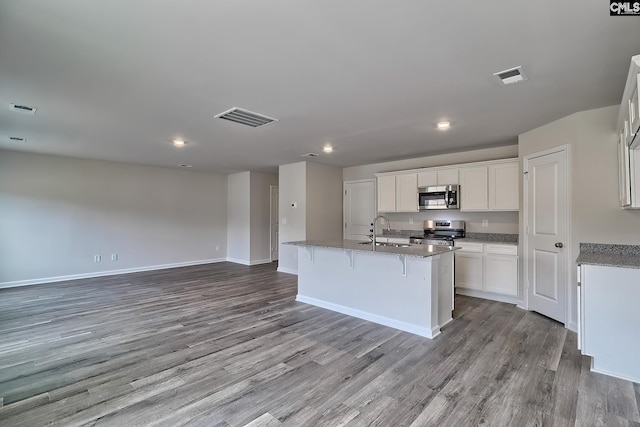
[459,166,488,211]
[484,254,518,296]
[454,252,483,290]
[619,132,632,207]
[437,168,459,185]
[395,173,418,212]
[417,170,437,187]
[377,175,396,212]
[488,162,519,211]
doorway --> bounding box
[270,185,279,261]
[344,179,376,241]
[523,146,570,325]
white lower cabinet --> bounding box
[455,242,518,301]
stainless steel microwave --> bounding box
[418,185,459,210]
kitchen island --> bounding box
[286,240,458,339]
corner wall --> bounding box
[278,162,307,274]
[518,105,640,330]
[0,150,228,286]
[227,171,251,264]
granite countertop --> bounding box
[456,233,518,245]
[576,243,640,269]
[285,240,459,258]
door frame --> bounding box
[522,144,573,329]
[343,179,376,240]
[269,185,279,262]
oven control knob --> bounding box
[555,242,564,248]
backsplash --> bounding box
[382,211,519,234]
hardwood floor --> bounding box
[0,262,638,427]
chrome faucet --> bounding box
[371,215,391,246]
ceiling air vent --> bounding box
[493,66,528,85]
[301,153,319,158]
[10,103,37,114]
[214,107,278,128]
[8,136,26,142]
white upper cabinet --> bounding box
[377,175,396,212]
[395,173,418,212]
[460,160,518,211]
[418,168,458,187]
[488,161,519,210]
[376,173,417,212]
[459,166,488,211]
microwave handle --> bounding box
[445,190,450,208]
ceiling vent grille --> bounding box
[9,136,26,142]
[214,107,278,128]
[301,153,319,157]
[10,103,37,114]
[493,66,528,85]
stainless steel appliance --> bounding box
[409,220,465,246]
[418,185,459,210]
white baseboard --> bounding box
[226,257,273,266]
[456,288,519,305]
[249,259,273,266]
[277,267,298,275]
[590,365,640,384]
[0,258,226,289]
[296,294,439,339]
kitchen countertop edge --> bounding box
[285,240,459,258]
[576,243,640,269]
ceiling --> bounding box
[1,1,639,174]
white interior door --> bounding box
[525,148,568,324]
[344,180,375,241]
[270,186,279,261]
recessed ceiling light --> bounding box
[179,164,193,168]
[323,145,333,153]
[172,139,186,147]
[437,121,451,130]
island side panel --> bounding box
[296,246,439,338]
[437,251,455,328]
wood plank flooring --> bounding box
[0,262,638,426]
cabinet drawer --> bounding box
[456,242,483,253]
[485,244,518,256]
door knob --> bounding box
[555,242,564,248]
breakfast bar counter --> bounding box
[286,240,458,338]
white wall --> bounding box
[227,171,251,263]
[278,162,307,273]
[518,105,640,330]
[343,145,518,181]
[0,150,228,286]
[306,162,343,241]
[250,172,278,264]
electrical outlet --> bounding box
[282,217,287,225]
[94,255,101,262]
[482,219,489,227]
[408,218,414,225]
[216,246,220,251]
[111,253,118,261]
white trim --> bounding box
[0,258,226,288]
[455,288,519,305]
[277,266,298,275]
[296,294,440,339]
[522,144,572,328]
[249,259,273,266]
[590,365,640,384]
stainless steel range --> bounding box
[410,220,466,246]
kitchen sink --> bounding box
[358,242,411,248]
